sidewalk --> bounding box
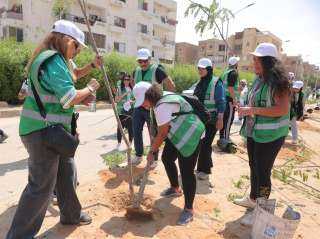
[0,102,112,118]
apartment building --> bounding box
[175,42,198,64]
[228,28,282,71]
[198,38,226,67]
[281,54,304,79]
[0,0,177,64]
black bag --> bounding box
[30,81,79,158]
[173,94,211,125]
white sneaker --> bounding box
[131,156,142,166]
[233,196,256,209]
[240,211,255,226]
[116,143,121,151]
[150,160,158,170]
[197,172,209,180]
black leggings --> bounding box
[197,123,217,174]
[161,139,200,210]
[117,114,133,143]
[220,101,235,140]
[247,137,285,200]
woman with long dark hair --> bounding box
[235,43,290,212]
[115,73,134,149]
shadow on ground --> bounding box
[0,158,28,176]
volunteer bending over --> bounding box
[133,82,205,225]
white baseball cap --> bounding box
[133,81,152,108]
[250,43,278,58]
[292,80,304,89]
[137,48,151,60]
[197,58,213,68]
[228,56,240,66]
[52,20,86,47]
[289,72,295,78]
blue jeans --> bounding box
[132,107,151,157]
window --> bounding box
[7,26,23,42]
[114,42,126,53]
[84,32,106,48]
[218,44,225,51]
[138,23,148,34]
[138,0,148,11]
[152,50,155,57]
[209,45,213,49]
[114,17,126,28]
[235,32,243,39]
[235,44,242,51]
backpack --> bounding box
[173,94,211,125]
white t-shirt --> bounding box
[154,103,180,126]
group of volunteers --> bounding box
[5,19,305,238]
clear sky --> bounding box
[175,0,320,67]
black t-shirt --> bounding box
[133,65,168,84]
[227,70,238,87]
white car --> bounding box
[182,82,198,95]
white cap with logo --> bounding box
[52,20,86,47]
[292,80,304,89]
[133,81,152,108]
[197,58,213,68]
[228,56,240,66]
[250,43,278,58]
[137,48,151,60]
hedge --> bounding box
[0,40,255,104]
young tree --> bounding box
[52,0,74,19]
[185,0,234,61]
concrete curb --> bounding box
[0,103,112,118]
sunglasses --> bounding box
[138,59,148,64]
[124,78,130,81]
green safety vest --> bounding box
[221,68,239,99]
[203,76,220,119]
[19,50,74,136]
[156,94,205,157]
[241,78,289,143]
[116,81,132,114]
[134,64,158,84]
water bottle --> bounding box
[89,91,96,112]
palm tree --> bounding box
[185,0,234,61]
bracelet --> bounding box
[91,62,96,68]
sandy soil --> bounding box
[0,112,320,239]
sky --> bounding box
[175,0,320,67]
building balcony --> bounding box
[152,36,162,47]
[138,31,152,41]
[110,24,126,34]
[1,11,23,20]
[110,0,127,7]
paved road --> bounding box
[0,109,146,206]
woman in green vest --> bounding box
[193,58,225,180]
[133,82,205,225]
[6,20,100,239]
[115,73,134,150]
[235,43,290,215]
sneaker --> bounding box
[61,211,92,226]
[116,143,121,151]
[233,196,256,209]
[0,133,8,143]
[131,156,142,166]
[177,209,193,225]
[291,140,298,145]
[197,172,209,180]
[160,187,182,198]
[149,160,158,170]
[240,211,255,226]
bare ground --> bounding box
[0,112,320,238]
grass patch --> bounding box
[227,193,243,202]
[102,151,127,168]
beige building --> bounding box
[175,42,198,64]
[281,54,304,79]
[228,28,282,71]
[198,38,226,67]
[0,0,177,64]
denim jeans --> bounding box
[132,107,151,157]
[6,130,81,239]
